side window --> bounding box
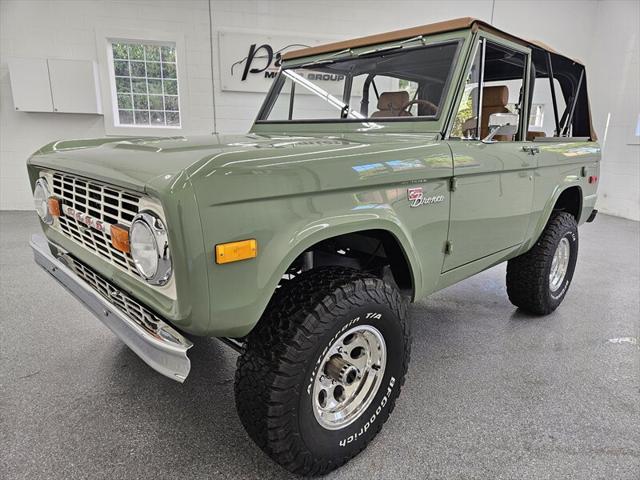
[480,42,527,141]
[451,39,527,141]
[451,42,482,139]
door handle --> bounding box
[522,145,540,155]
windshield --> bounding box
[257,40,460,123]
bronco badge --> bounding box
[407,187,445,208]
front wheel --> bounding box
[234,267,411,476]
[506,211,579,314]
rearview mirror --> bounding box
[483,113,519,143]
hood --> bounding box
[28,132,439,193]
[29,135,269,192]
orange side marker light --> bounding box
[215,239,257,264]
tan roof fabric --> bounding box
[282,17,476,60]
[282,17,583,65]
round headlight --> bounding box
[130,211,172,285]
[34,178,53,224]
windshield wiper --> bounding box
[302,48,354,67]
[358,35,424,57]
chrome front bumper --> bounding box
[30,234,192,382]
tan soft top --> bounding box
[282,17,581,65]
[282,17,595,141]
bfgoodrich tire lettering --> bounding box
[506,211,579,315]
[234,267,411,476]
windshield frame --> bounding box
[255,38,463,125]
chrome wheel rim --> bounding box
[549,237,571,291]
[312,325,386,430]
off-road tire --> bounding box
[506,211,579,314]
[234,266,411,476]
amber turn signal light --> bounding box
[47,197,61,217]
[111,224,130,253]
[215,239,257,264]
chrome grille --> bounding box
[50,171,142,278]
[68,256,163,335]
[52,171,140,224]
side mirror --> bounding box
[483,113,519,143]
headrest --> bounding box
[377,91,410,110]
[482,86,509,107]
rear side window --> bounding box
[528,76,566,137]
[530,49,591,139]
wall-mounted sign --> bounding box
[218,30,335,93]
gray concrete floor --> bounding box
[1,211,638,480]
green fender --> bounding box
[522,183,584,254]
[206,205,423,338]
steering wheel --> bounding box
[400,99,438,116]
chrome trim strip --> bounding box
[30,234,192,383]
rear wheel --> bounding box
[234,266,411,476]
[506,211,579,314]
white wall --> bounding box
[587,0,640,221]
[1,0,638,220]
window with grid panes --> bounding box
[110,41,180,127]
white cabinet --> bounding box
[8,58,102,115]
[48,59,102,114]
[7,58,54,112]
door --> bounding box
[443,37,535,271]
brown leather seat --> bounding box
[371,91,412,118]
[461,85,512,140]
[527,130,547,141]
[479,86,510,139]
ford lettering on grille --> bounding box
[64,207,108,233]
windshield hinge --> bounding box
[449,177,458,192]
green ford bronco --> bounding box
[29,17,599,476]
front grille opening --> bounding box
[49,171,143,280]
[122,201,137,212]
[69,256,162,334]
[104,204,118,216]
[104,196,118,207]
